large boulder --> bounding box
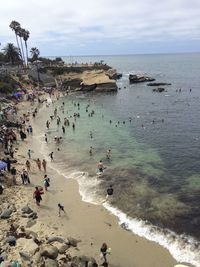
[129,74,155,83]
[106,69,122,80]
[152,87,165,92]
[21,205,33,214]
[47,236,67,244]
[44,258,59,267]
[67,237,81,247]
[40,245,59,259]
[0,209,12,219]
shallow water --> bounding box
[42,53,200,266]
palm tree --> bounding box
[3,43,20,65]
[30,47,40,86]
[21,29,30,67]
[30,47,40,61]
[9,21,22,62]
[18,28,26,66]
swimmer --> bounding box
[90,131,93,139]
[97,160,105,173]
[89,146,93,156]
[106,149,111,160]
[72,122,75,130]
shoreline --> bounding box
[26,95,192,266]
[0,93,195,267]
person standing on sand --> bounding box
[49,152,54,161]
[26,160,31,172]
[43,174,50,191]
[27,149,33,159]
[58,203,65,216]
[36,158,41,171]
[42,159,47,172]
[100,243,110,266]
[33,186,44,206]
[45,134,48,143]
[10,166,17,185]
[46,120,50,129]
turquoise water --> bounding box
[41,54,200,265]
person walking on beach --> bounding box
[10,166,17,185]
[6,158,11,172]
[27,149,33,159]
[21,169,30,184]
[46,120,50,129]
[45,134,48,143]
[58,203,65,217]
[100,243,110,266]
[33,186,44,206]
[36,158,41,171]
[42,159,47,172]
[43,174,50,191]
[26,160,31,172]
[49,152,54,161]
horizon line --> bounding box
[44,51,200,57]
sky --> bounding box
[0,0,200,56]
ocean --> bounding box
[41,53,200,266]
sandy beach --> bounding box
[0,95,193,267]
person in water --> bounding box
[97,160,105,173]
[106,185,113,199]
[89,146,93,156]
[106,149,111,160]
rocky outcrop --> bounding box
[62,78,83,90]
[147,82,171,86]
[106,69,122,80]
[152,88,165,93]
[129,74,155,83]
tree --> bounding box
[9,21,22,63]
[30,47,40,61]
[18,28,26,66]
[21,29,30,67]
[3,43,20,65]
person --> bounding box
[97,160,104,173]
[45,134,48,143]
[72,122,75,130]
[49,152,54,161]
[33,186,44,206]
[106,149,111,160]
[58,203,65,217]
[29,125,33,134]
[62,126,65,134]
[36,158,41,171]
[9,145,14,158]
[100,243,108,265]
[46,120,50,129]
[106,185,113,199]
[6,158,11,172]
[42,159,47,172]
[21,169,30,184]
[43,174,50,191]
[27,149,33,159]
[89,146,93,156]
[26,160,31,172]
[10,166,17,185]
[0,184,4,194]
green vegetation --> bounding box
[2,43,21,65]
[0,75,20,94]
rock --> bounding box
[147,82,171,86]
[26,219,37,228]
[152,87,165,92]
[27,212,37,219]
[95,82,118,92]
[58,244,69,254]
[44,258,59,267]
[6,236,16,246]
[129,74,155,83]
[40,245,59,259]
[106,69,122,80]
[16,238,39,255]
[47,237,67,244]
[0,209,12,219]
[19,251,31,261]
[71,256,97,267]
[21,205,33,214]
[67,237,80,247]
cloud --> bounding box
[0,0,200,55]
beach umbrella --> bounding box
[0,161,7,170]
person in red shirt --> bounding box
[33,186,44,206]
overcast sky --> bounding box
[1,0,200,56]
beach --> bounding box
[0,93,194,267]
